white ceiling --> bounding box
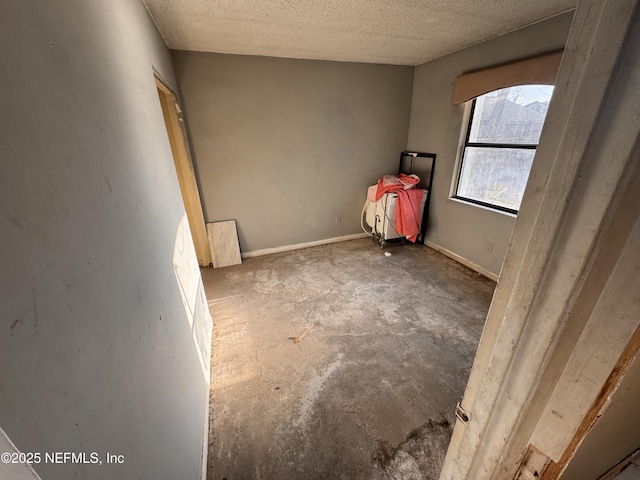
[142,0,576,66]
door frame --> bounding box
[439,1,640,478]
[155,76,212,267]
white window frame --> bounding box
[453,86,551,215]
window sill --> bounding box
[449,196,518,218]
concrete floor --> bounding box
[202,238,495,480]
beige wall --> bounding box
[407,12,574,277]
[172,52,414,253]
[0,1,211,478]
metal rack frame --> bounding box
[398,151,437,245]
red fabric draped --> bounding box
[374,174,423,243]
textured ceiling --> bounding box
[142,0,576,66]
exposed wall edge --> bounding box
[425,240,499,282]
[0,427,42,479]
[242,233,369,258]
[597,448,640,480]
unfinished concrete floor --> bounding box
[202,238,495,480]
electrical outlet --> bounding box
[335,215,342,225]
[486,242,494,254]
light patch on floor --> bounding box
[293,353,344,433]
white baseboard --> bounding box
[241,233,369,258]
[241,235,500,283]
[425,241,499,282]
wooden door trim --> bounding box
[155,76,212,267]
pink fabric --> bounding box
[367,185,378,202]
[395,188,424,242]
[374,174,423,243]
[374,174,419,200]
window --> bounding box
[455,84,554,213]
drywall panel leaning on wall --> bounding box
[207,220,242,267]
